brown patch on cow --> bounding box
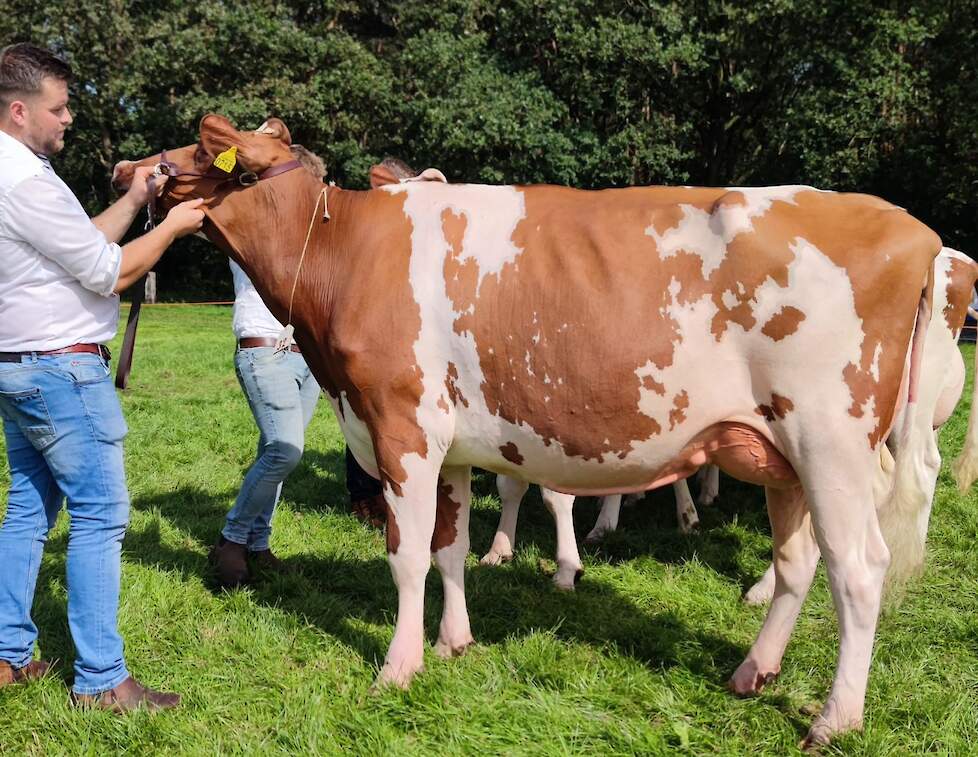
[669,390,689,430]
[648,204,688,237]
[431,479,461,552]
[473,186,720,461]
[437,396,450,413]
[943,255,978,335]
[642,375,666,395]
[445,361,469,408]
[386,501,401,554]
[499,442,524,465]
[755,393,795,422]
[761,306,806,341]
[442,208,480,336]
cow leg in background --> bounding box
[540,488,583,590]
[481,475,528,567]
[730,484,818,696]
[674,479,700,533]
[583,494,622,544]
[377,456,443,688]
[432,466,475,658]
[743,562,777,606]
[696,464,720,506]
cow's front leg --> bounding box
[481,475,528,566]
[433,466,475,658]
[730,484,818,695]
[674,479,700,533]
[584,494,622,544]
[540,488,583,590]
[696,464,720,506]
[376,456,442,689]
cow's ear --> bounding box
[254,117,292,145]
[369,163,400,188]
[199,114,241,158]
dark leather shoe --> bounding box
[0,658,54,686]
[72,676,180,713]
[248,548,293,576]
[208,536,249,588]
[352,493,387,528]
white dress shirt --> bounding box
[229,260,284,339]
[0,129,122,352]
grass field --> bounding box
[1,305,977,755]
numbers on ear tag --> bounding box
[213,146,238,173]
[274,324,295,353]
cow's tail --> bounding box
[878,264,935,594]
[952,291,978,492]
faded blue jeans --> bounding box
[0,352,130,695]
[223,347,319,551]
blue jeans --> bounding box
[223,347,319,550]
[0,352,129,695]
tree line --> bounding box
[3,0,974,299]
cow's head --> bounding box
[112,114,296,216]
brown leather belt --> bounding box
[0,343,111,363]
[237,337,301,353]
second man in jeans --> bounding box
[209,146,323,588]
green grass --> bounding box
[1,305,977,755]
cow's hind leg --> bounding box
[433,466,475,658]
[730,484,818,694]
[584,494,622,544]
[481,475,527,566]
[540,488,583,590]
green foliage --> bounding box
[2,1,975,297]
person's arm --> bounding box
[91,165,159,243]
[4,174,205,296]
[113,199,206,293]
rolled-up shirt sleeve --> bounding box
[3,174,122,297]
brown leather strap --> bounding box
[115,276,144,389]
[237,337,301,353]
[0,343,111,361]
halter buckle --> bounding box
[238,172,259,186]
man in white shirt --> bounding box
[0,43,205,710]
[208,145,322,588]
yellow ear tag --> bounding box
[213,146,238,173]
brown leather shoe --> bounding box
[0,659,54,686]
[72,676,180,713]
[352,493,387,528]
[248,548,293,576]
[208,536,249,588]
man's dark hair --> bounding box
[0,43,72,110]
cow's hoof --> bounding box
[678,517,700,535]
[583,529,608,546]
[743,582,774,606]
[799,710,861,751]
[552,566,583,591]
[372,660,423,692]
[479,549,513,567]
[728,660,779,696]
[434,634,475,659]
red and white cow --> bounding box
[115,115,941,746]
[746,247,978,605]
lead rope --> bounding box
[275,185,330,352]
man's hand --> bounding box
[123,165,165,209]
[161,198,207,239]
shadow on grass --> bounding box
[117,479,751,689]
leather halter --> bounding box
[145,150,304,229]
[118,151,304,390]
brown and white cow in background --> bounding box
[745,247,978,605]
[115,114,942,747]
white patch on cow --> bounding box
[722,289,739,310]
[870,342,883,382]
[645,186,817,278]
